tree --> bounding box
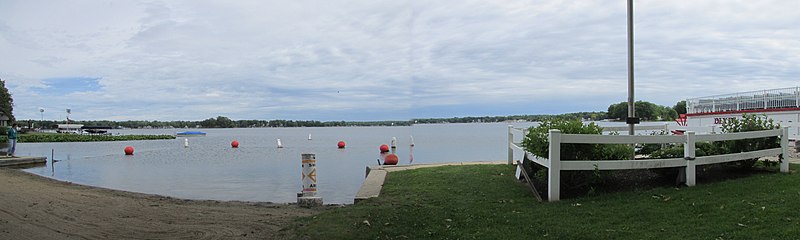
[0,79,13,123]
[606,101,677,121]
[674,100,687,115]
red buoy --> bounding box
[379,144,389,153]
[124,146,134,155]
[337,141,346,148]
[384,154,398,165]
[231,140,239,148]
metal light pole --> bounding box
[626,0,638,160]
[627,0,637,136]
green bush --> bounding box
[522,119,632,193]
[717,114,780,168]
[647,114,780,175]
[18,134,175,143]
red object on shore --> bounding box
[379,144,389,153]
[337,141,346,148]
[231,140,239,148]
[124,146,134,155]
[383,154,398,165]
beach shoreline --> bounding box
[0,168,326,239]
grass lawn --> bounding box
[289,164,800,239]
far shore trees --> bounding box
[606,101,678,121]
[0,78,14,123]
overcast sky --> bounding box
[1,0,798,121]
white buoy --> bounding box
[410,135,415,147]
[277,138,284,148]
[391,137,397,148]
[184,138,189,148]
[308,134,312,140]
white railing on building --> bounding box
[686,87,800,114]
[507,126,790,202]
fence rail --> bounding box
[508,126,790,202]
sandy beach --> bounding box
[0,168,325,239]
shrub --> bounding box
[17,134,176,143]
[717,114,780,168]
[522,119,632,193]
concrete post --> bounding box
[684,131,696,186]
[781,127,790,173]
[298,153,323,207]
[548,129,561,202]
[508,125,514,165]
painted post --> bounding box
[548,129,561,202]
[507,125,513,165]
[298,153,323,207]
[781,127,790,173]
[684,131,697,186]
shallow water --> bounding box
[19,122,674,204]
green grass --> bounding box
[290,164,800,239]
[12,133,175,143]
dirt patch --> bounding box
[0,168,328,239]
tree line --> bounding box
[18,100,688,129]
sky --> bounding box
[1,0,798,121]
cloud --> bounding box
[1,0,798,121]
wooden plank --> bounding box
[516,161,543,202]
[525,152,550,168]
[511,142,525,151]
[510,127,527,133]
[560,134,685,144]
[695,148,781,165]
[695,129,781,142]
[560,158,686,171]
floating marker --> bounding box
[410,135,415,147]
[231,140,239,148]
[391,137,397,148]
[308,134,312,140]
[384,154,399,165]
[379,144,389,153]
[184,138,189,148]
[277,138,284,148]
[124,146,134,155]
[337,141,346,148]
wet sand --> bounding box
[0,168,325,239]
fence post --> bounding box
[781,126,789,173]
[548,129,561,202]
[508,125,514,165]
[684,131,696,186]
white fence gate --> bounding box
[508,126,790,202]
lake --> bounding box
[19,122,676,204]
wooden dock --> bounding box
[0,156,47,167]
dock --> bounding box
[0,156,47,167]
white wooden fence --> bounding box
[507,125,790,202]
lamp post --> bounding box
[626,0,639,161]
[626,0,637,136]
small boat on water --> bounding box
[176,131,207,137]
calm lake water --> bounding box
[19,122,675,204]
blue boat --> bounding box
[176,131,207,137]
